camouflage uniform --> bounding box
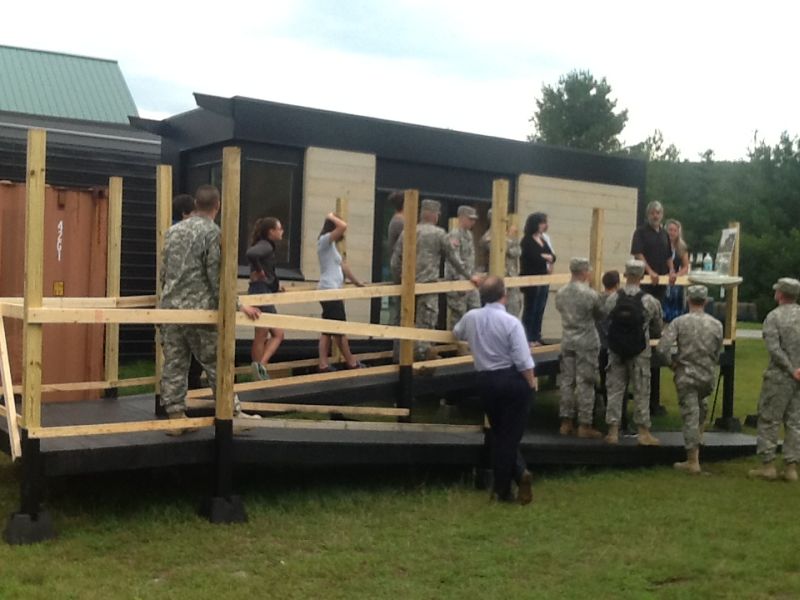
[391,222,471,359]
[657,311,723,449]
[445,227,480,328]
[756,303,800,463]
[479,230,522,319]
[159,215,239,415]
[604,285,663,428]
[555,280,604,425]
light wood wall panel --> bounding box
[239,147,376,340]
[516,174,638,339]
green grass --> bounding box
[0,339,783,598]
[0,456,798,599]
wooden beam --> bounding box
[589,208,605,290]
[12,375,156,394]
[724,222,741,340]
[241,282,401,306]
[154,165,172,396]
[399,190,419,366]
[104,176,123,383]
[27,416,216,439]
[187,364,400,399]
[229,417,483,434]
[189,399,409,418]
[335,196,348,260]
[0,317,21,459]
[23,128,46,431]
[0,302,24,320]
[217,147,241,420]
[114,295,157,308]
[235,312,456,343]
[27,307,217,325]
[489,179,509,277]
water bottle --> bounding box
[702,252,713,272]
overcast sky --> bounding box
[4,1,798,160]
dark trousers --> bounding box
[522,285,549,343]
[477,368,533,499]
[188,355,203,390]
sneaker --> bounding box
[235,410,262,420]
[250,361,270,381]
[345,361,366,370]
[318,365,339,373]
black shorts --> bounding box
[248,280,277,313]
[320,300,347,321]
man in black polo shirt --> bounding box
[630,200,674,417]
[630,200,674,302]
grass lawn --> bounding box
[0,339,790,599]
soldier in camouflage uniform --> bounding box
[479,210,523,319]
[656,285,723,474]
[446,205,480,328]
[555,258,605,438]
[391,199,480,360]
[749,277,800,482]
[604,259,663,446]
[159,185,261,434]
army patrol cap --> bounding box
[457,205,478,220]
[773,277,800,298]
[420,199,441,213]
[686,285,708,302]
[624,259,646,278]
[569,257,591,273]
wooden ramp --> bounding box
[0,393,756,478]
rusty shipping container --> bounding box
[0,181,108,402]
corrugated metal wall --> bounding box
[0,124,159,360]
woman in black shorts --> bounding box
[245,217,285,380]
[317,212,365,372]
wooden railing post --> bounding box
[489,180,509,277]
[718,221,741,431]
[589,208,605,290]
[398,190,419,417]
[154,166,172,415]
[22,129,46,434]
[104,177,123,389]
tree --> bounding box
[529,70,628,153]
[626,129,681,162]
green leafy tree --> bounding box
[626,129,681,162]
[530,70,628,152]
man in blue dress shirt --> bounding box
[454,276,537,504]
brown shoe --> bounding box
[559,418,574,436]
[673,447,701,474]
[577,424,603,439]
[784,463,798,482]
[605,424,619,445]
[637,426,661,447]
[517,470,533,506]
[165,412,200,437]
[749,461,777,480]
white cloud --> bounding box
[4,0,799,159]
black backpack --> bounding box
[607,291,647,359]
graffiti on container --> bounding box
[57,220,64,262]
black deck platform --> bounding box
[0,392,756,477]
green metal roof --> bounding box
[0,45,138,124]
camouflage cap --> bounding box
[773,277,800,298]
[421,199,441,213]
[457,205,478,219]
[569,257,591,273]
[686,285,708,302]
[624,259,646,278]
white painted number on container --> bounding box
[57,220,64,262]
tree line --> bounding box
[531,70,800,318]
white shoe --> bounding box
[235,410,262,420]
